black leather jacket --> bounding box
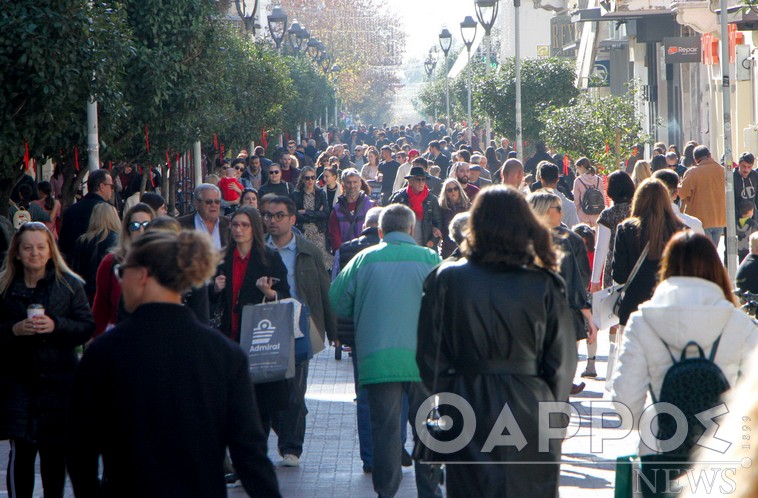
[290,188,329,233]
[388,189,442,247]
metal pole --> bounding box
[467,50,472,144]
[720,0,738,281]
[514,0,523,162]
[193,141,202,186]
[445,54,451,130]
[486,36,492,152]
[335,97,339,130]
[87,97,99,172]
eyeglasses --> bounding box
[103,182,114,189]
[445,187,459,193]
[550,205,562,213]
[231,221,252,229]
[201,199,222,205]
[410,177,427,182]
[262,211,288,222]
[234,166,244,171]
[113,263,137,280]
[269,170,281,175]
[303,176,316,181]
[128,221,150,232]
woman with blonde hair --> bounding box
[71,203,121,303]
[439,178,470,258]
[91,203,155,336]
[612,231,758,496]
[0,222,93,498]
[631,159,652,187]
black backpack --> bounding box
[578,178,605,215]
[651,336,730,458]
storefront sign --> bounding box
[664,37,701,63]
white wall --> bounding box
[499,1,555,59]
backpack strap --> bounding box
[708,334,723,362]
[577,178,589,190]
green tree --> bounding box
[474,57,579,144]
[539,91,649,174]
[0,0,130,214]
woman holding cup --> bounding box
[0,222,94,498]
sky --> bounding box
[385,0,478,59]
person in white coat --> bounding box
[611,231,758,497]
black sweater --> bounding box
[67,303,281,498]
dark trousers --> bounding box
[271,359,309,457]
[6,438,66,498]
[365,382,442,498]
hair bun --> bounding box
[176,231,220,289]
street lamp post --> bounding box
[424,51,438,122]
[460,16,478,144]
[515,0,523,162]
[287,21,303,55]
[234,0,260,35]
[439,27,452,130]
[267,6,288,51]
[475,0,499,151]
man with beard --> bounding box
[735,152,758,221]
[452,162,480,200]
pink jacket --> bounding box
[573,173,604,225]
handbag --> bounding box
[614,454,640,498]
[240,298,297,383]
[592,243,649,329]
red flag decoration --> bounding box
[74,146,80,171]
[108,161,113,171]
[145,124,150,153]
[166,150,171,170]
[213,134,219,152]
[605,142,610,154]
[24,142,30,171]
[563,155,570,176]
[261,129,268,151]
[220,143,225,159]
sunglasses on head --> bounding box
[128,221,150,232]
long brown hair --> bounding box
[462,186,558,270]
[0,222,83,295]
[113,203,156,262]
[629,178,685,259]
[230,207,268,266]
[659,231,736,304]
[439,178,469,210]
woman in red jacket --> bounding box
[91,203,155,336]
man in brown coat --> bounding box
[679,145,726,247]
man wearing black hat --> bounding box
[388,158,441,248]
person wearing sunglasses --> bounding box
[438,178,470,258]
[67,230,281,498]
[91,203,156,337]
[177,183,230,250]
[387,158,442,249]
[258,164,294,199]
[528,190,597,395]
[291,166,332,270]
[0,222,94,498]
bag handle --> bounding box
[620,242,650,294]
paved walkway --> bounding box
[1,332,635,497]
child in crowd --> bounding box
[217,164,244,214]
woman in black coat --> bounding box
[213,207,290,427]
[612,178,685,327]
[416,187,577,498]
[0,222,94,498]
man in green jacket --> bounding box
[330,204,442,498]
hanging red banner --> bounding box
[24,143,30,171]
[145,124,150,153]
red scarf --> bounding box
[406,184,428,221]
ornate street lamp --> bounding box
[424,55,436,79]
[307,38,322,59]
[287,21,303,54]
[267,6,288,51]
[460,16,478,144]
[299,28,310,53]
[234,0,260,35]
[439,27,453,129]
[475,0,499,150]
[319,52,332,73]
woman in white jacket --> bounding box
[611,231,758,497]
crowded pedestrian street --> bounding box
[2,337,642,498]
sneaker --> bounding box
[280,454,301,467]
[225,473,240,487]
[570,382,586,395]
[581,365,597,378]
[401,448,413,467]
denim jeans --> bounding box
[271,359,309,457]
[351,354,409,469]
[704,226,724,248]
[365,382,442,498]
